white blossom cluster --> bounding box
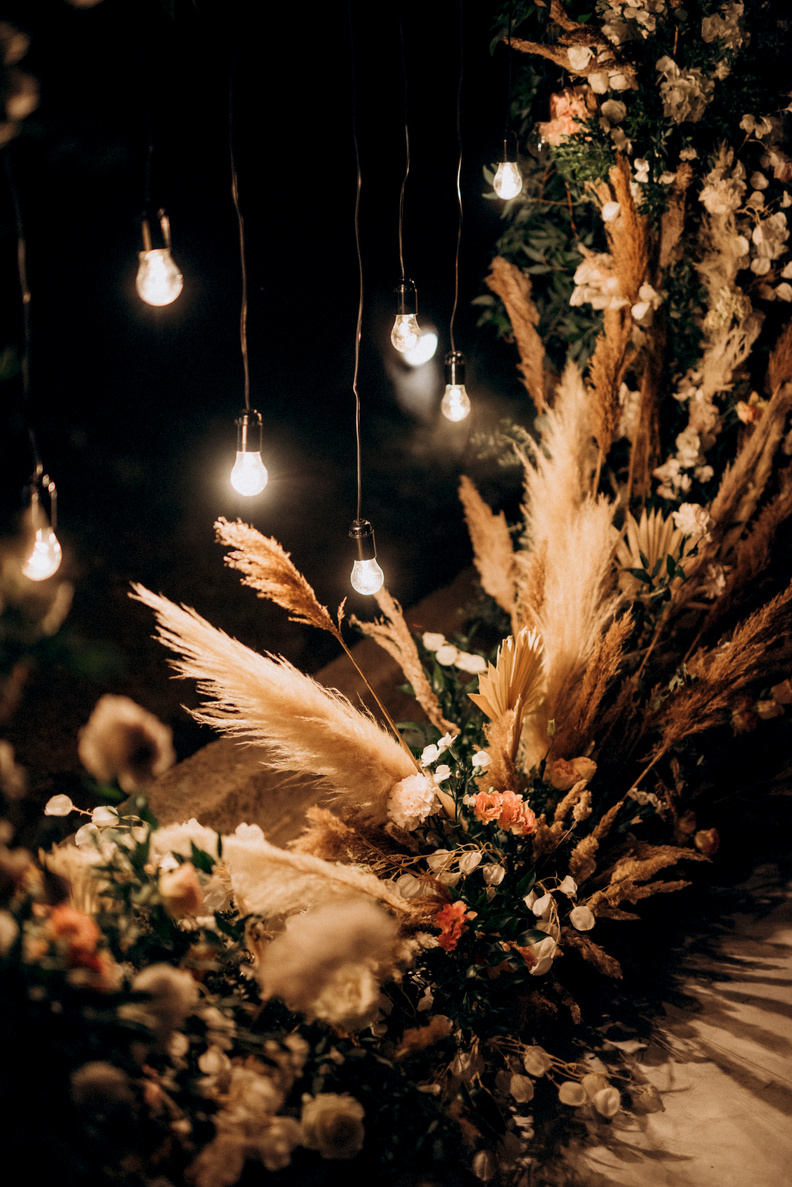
[653,422,715,500]
[570,249,625,311]
[597,0,667,43]
[655,56,715,124]
[701,1,745,51]
[700,149,746,214]
[564,43,631,91]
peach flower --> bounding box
[435,901,475,953]
[537,87,594,146]
[473,790,502,824]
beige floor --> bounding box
[582,868,792,1186]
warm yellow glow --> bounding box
[391,313,421,353]
[441,383,471,422]
[136,248,183,306]
[351,558,384,595]
[23,526,62,581]
[404,329,438,367]
[230,451,268,496]
[493,161,523,200]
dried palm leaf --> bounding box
[131,585,415,822]
[351,587,458,735]
[469,627,545,764]
[215,517,339,636]
[221,827,409,919]
[484,257,547,413]
[458,474,518,632]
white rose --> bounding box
[300,1093,365,1160]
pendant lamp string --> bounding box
[449,0,464,355]
[5,151,40,474]
[397,0,410,280]
[347,0,364,525]
[228,52,250,413]
[505,0,514,142]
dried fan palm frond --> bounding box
[221,826,410,920]
[131,585,415,822]
[215,517,339,637]
[469,627,545,764]
[484,257,547,413]
[614,507,687,599]
[458,475,518,632]
[350,587,457,736]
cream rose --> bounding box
[300,1093,365,1160]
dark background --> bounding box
[0,0,532,790]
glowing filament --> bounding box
[391,313,421,353]
[351,558,384,595]
[441,384,471,422]
[23,526,62,581]
[230,451,268,496]
[136,249,183,307]
[493,161,523,200]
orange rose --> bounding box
[473,790,502,824]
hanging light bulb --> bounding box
[349,519,384,595]
[136,210,183,307]
[22,473,62,582]
[230,408,268,496]
[391,278,421,354]
[23,525,62,581]
[403,326,438,367]
[441,350,471,422]
[493,156,523,200]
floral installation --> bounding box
[4,3,792,1184]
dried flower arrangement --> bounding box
[3,2,792,1184]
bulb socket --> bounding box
[235,408,263,453]
[141,209,173,252]
[395,277,418,316]
[349,518,377,561]
[26,466,57,531]
[444,350,466,387]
